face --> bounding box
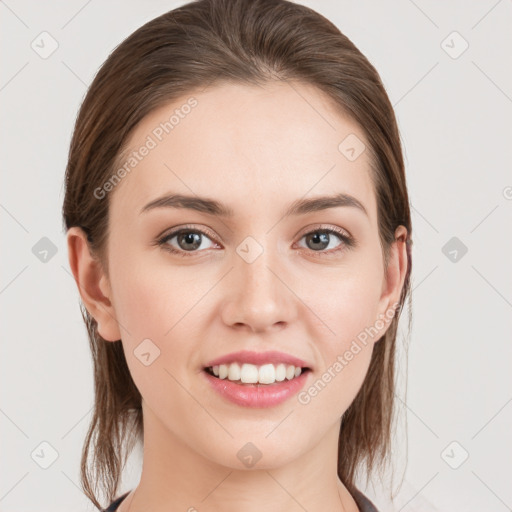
[76,81,405,471]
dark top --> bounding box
[103,487,379,511]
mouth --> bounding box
[203,362,312,386]
[202,363,311,408]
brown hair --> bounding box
[62,0,413,508]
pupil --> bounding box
[308,232,329,250]
[179,232,201,250]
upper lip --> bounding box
[204,350,312,369]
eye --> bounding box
[296,226,355,256]
[157,225,218,256]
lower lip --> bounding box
[202,369,310,408]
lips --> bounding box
[202,366,311,408]
[201,350,313,407]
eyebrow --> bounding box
[140,192,368,218]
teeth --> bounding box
[275,363,286,381]
[228,362,241,381]
[208,362,304,384]
[258,364,275,384]
[218,364,228,379]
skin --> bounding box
[67,80,408,512]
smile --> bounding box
[202,364,311,408]
[205,362,307,385]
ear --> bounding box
[66,226,121,342]
[376,225,409,334]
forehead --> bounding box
[110,81,377,223]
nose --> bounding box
[220,241,297,333]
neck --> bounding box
[118,402,360,512]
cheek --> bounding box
[109,265,199,421]
[295,258,384,413]
[107,252,212,391]
[109,247,199,340]
[303,261,383,345]
[297,287,378,426]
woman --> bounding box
[63,0,413,510]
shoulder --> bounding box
[352,487,380,512]
[102,491,131,512]
[101,489,378,512]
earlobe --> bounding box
[377,225,409,332]
[66,227,121,342]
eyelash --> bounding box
[155,224,355,258]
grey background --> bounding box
[1,0,511,511]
